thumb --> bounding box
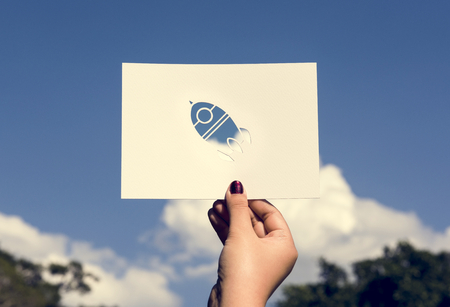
[225,181,253,236]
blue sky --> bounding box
[1,1,449,306]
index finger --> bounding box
[248,200,293,237]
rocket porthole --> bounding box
[196,108,213,124]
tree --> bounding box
[277,242,450,307]
[278,258,356,307]
[49,261,99,295]
[0,247,98,307]
[354,242,450,307]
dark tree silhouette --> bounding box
[0,247,99,307]
[278,242,450,307]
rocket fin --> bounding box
[217,150,234,162]
[227,138,243,153]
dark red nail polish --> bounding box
[230,180,243,194]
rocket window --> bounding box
[196,108,213,124]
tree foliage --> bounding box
[0,247,98,307]
[278,242,450,307]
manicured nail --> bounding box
[230,180,243,194]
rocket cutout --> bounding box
[190,101,251,162]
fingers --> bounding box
[213,200,230,223]
[248,209,266,238]
[209,182,289,244]
[248,200,293,238]
[224,181,254,236]
[208,201,229,245]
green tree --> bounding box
[354,242,450,307]
[0,247,98,307]
[279,258,356,307]
[278,242,450,307]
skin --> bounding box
[207,183,298,307]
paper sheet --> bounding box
[122,63,319,199]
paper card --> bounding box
[122,63,319,199]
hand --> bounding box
[207,181,298,307]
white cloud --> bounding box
[278,164,450,266]
[0,214,68,259]
[0,212,181,307]
[63,265,179,307]
[147,163,450,295]
[2,162,450,307]
[183,261,218,279]
[160,199,222,259]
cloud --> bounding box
[2,162,450,307]
[161,199,222,258]
[62,265,179,307]
[279,164,450,264]
[146,163,450,293]
[0,213,68,260]
[0,213,181,307]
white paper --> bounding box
[122,63,319,199]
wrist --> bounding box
[219,279,268,307]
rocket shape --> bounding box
[190,101,251,162]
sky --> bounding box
[0,1,449,306]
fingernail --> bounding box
[230,180,244,194]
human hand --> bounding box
[207,181,298,307]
